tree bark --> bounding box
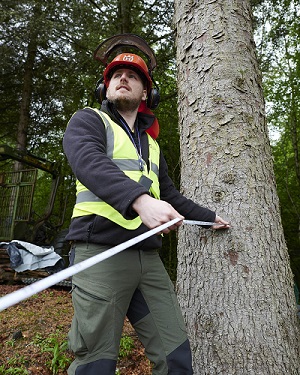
[15,4,40,171]
[17,5,40,153]
[117,0,134,34]
[17,37,38,153]
[174,0,300,373]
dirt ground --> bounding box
[0,284,151,374]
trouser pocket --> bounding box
[68,281,116,358]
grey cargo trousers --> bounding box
[67,242,193,375]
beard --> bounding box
[111,96,141,112]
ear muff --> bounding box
[94,77,106,104]
[147,87,160,110]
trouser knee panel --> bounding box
[167,339,193,375]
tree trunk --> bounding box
[17,5,40,153]
[15,4,40,171]
[174,1,300,374]
[17,37,38,152]
[117,0,134,33]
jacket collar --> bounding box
[101,100,156,134]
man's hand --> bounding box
[212,215,230,230]
[132,194,184,233]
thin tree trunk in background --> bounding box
[17,38,37,151]
[17,7,40,153]
[174,0,300,373]
[15,5,40,171]
[118,0,134,34]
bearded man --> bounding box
[63,51,229,375]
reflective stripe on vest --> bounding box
[71,108,160,230]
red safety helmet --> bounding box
[103,53,152,93]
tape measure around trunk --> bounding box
[0,218,218,311]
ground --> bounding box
[0,285,152,375]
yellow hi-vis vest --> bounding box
[72,109,160,230]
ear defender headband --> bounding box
[93,34,160,110]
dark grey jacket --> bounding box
[63,101,216,249]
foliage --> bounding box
[0,355,29,375]
[253,0,300,289]
[0,0,176,149]
[33,330,72,374]
[118,335,135,358]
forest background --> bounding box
[0,0,299,293]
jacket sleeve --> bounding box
[63,108,149,219]
[159,151,216,223]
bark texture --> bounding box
[174,1,300,374]
[17,5,40,153]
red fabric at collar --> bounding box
[138,101,159,139]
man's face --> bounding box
[106,68,147,111]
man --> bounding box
[63,51,230,375]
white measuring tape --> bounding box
[0,218,216,311]
[183,220,217,226]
